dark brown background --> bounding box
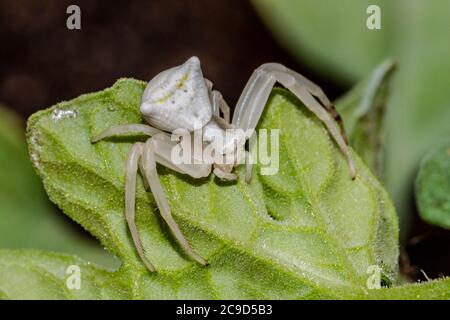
[1,0,448,281]
[0,0,345,117]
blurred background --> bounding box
[0,0,449,280]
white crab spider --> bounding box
[92,56,356,272]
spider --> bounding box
[91,56,356,272]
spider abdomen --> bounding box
[140,56,212,132]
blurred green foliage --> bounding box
[253,0,450,235]
[416,143,450,229]
[0,105,118,268]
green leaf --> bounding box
[363,277,450,300]
[10,78,401,299]
[0,105,117,268]
[335,59,396,178]
[0,249,128,300]
[253,0,450,232]
[415,143,450,229]
[1,249,447,300]
[0,105,24,148]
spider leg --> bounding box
[211,90,231,123]
[142,138,209,266]
[205,77,231,124]
[125,134,211,272]
[232,64,356,180]
[150,133,212,178]
[91,124,162,143]
[213,167,237,181]
[262,63,348,143]
[210,90,234,132]
[125,142,157,272]
[244,150,254,183]
[232,69,276,131]
[209,87,254,181]
[138,157,150,191]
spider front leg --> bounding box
[271,64,348,143]
[97,128,210,271]
[140,137,209,267]
[232,64,356,181]
[125,142,156,272]
[125,133,211,272]
[91,124,162,143]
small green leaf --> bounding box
[415,143,450,229]
[12,78,401,299]
[335,59,396,178]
